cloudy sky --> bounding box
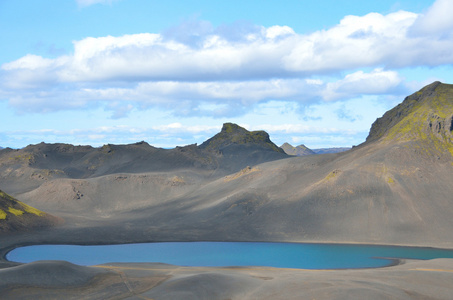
[1,0,452,149]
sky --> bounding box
[1,0,452,149]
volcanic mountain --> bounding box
[0,124,287,195]
[0,82,452,247]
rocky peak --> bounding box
[199,123,284,153]
[364,81,453,156]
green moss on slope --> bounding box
[367,82,453,157]
[0,190,46,218]
[8,207,24,216]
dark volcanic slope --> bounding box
[0,190,60,233]
[199,123,287,171]
[0,124,288,194]
[200,123,284,154]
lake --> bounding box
[7,242,453,269]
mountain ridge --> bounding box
[0,81,452,247]
[0,124,288,194]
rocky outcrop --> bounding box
[366,82,452,143]
[199,123,285,154]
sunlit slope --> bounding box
[0,190,60,233]
[367,81,453,155]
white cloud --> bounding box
[409,0,453,36]
[251,123,354,134]
[0,11,430,85]
[322,69,403,101]
[0,71,405,117]
[2,54,53,70]
[264,25,295,39]
[282,11,419,72]
[1,9,447,84]
[1,0,451,118]
[152,123,220,134]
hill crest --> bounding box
[199,123,284,153]
[366,81,453,155]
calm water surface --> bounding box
[7,242,453,269]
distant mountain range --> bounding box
[280,143,315,156]
[0,123,288,196]
[281,143,350,156]
[0,81,452,247]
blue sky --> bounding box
[1,0,452,149]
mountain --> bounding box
[366,81,453,148]
[198,123,287,172]
[1,82,453,300]
[281,143,350,156]
[312,147,351,154]
[0,190,60,233]
[200,123,285,153]
[281,143,315,156]
[0,124,287,195]
[0,83,452,247]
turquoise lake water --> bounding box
[7,242,453,269]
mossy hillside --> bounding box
[0,189,46,221]
[8,153,36,165]
[8,206,24,216]
[366,82,441,143]
[385,84,453,156]
[200,123,284,153]
[367,82,453,156]
[19,202,44,216]
[0,189,58,233]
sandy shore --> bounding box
[2,257,453,299]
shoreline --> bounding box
[2,231,453,299]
